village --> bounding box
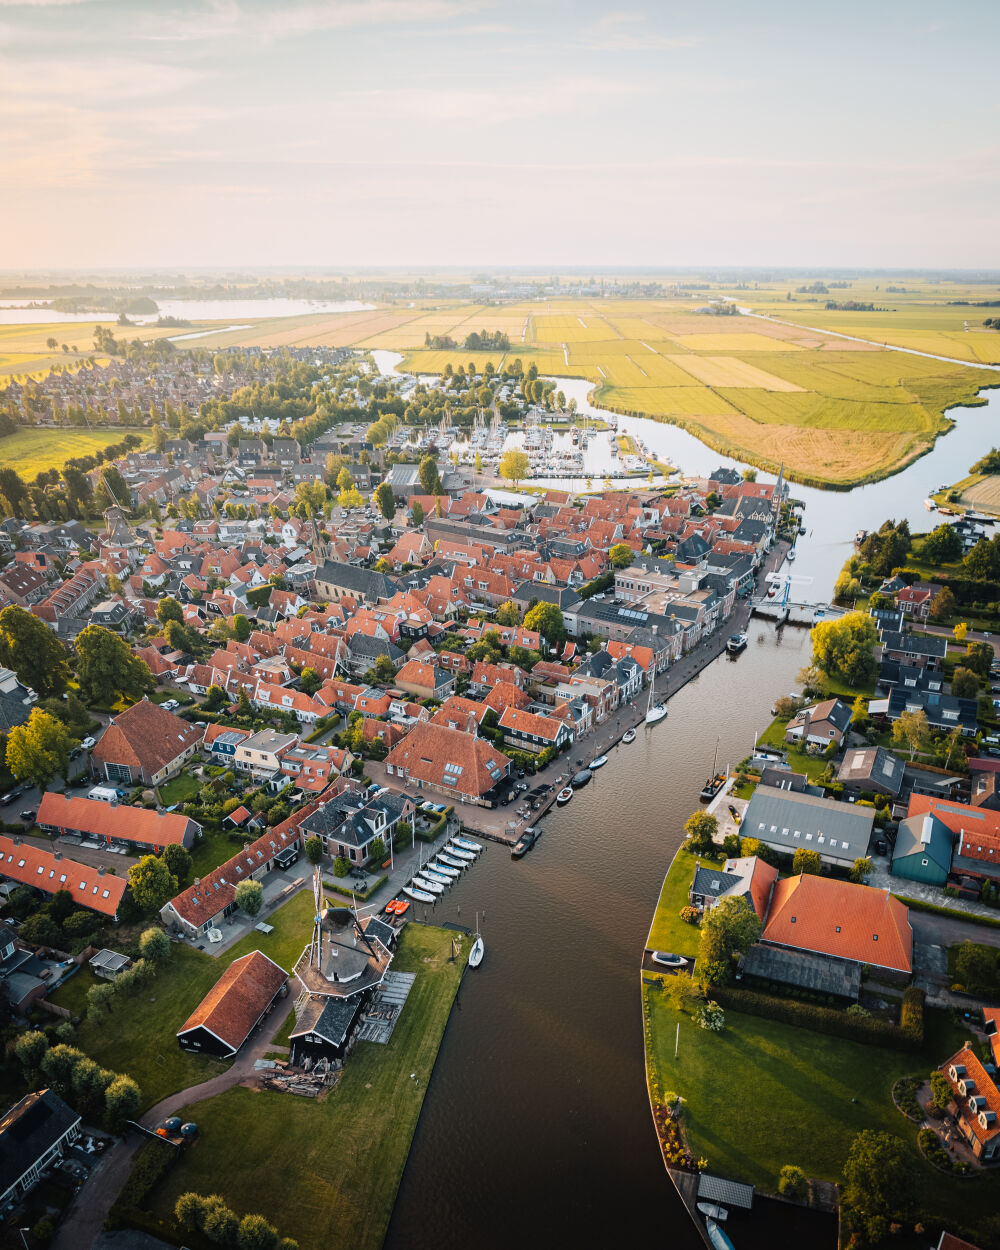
[0,347,998,1250]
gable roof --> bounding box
[37,793,197,847]
[177,950,287,1053]
[92,698,203,775]
[741,785,875,865]
[762,874,912,973]
[384,722,509,796]
[0,835,126,917]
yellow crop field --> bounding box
[599,385,743,418]
[665,355,805,390]
[670,332,803,353]
[955,476,1000,515]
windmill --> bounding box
[296,861,391,996]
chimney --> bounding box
[12,836,20,847]
[193,877,201,886]
[53,852,61,862]
[97,866,105,876]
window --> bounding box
[921,858,929,866]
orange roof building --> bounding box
[91,698,203,786]
[384,722,510,804]
[762,874,912,976]
[177,950,287,1057]
[940,1046,1000,1163]
[0,834,127,919]
[37,793,200,852]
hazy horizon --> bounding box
[2,0,998,271]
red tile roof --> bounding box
[37,793,196,848]
[92,698,203,776]
[0,835,126,917]
[941,1046,1000,1146]
[384,722,509,798]
[177,950,287,1054]
[762,874,912,973]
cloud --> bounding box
[577,11,701,52]
[0,57,203,99]
[0,0,100,6]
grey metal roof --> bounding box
[741,944,861,998]
[697,1173,754,1209]
[741,785,874,865]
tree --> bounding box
[951,666,979,699]
[234,878,263,917]
[161,842,191,888]
[14,1030,49,1073]
[305,835,323,865]
[698,895,762,985]
[608,543,633,569]
[86,981,116,1021]
[0,605,70,696]
[41,1044,84,1095]
[921,523,962,564]
[953,621,968,643]
[411,500,424,527]
[76,625,153,705]
[792,848,822,876]
[778,1165,808,1201]
[929,1070,953,1111]
[5,708,72,790]
[964,537,1000,580]
[954,940,997,991]
[927,585,955,622]
[203,1200,240,1246]
[104,1073,142,1131]
[369,836,386,863]
[299,666,321,695]
[127,855,178,913]
[498,448,530,486]
[850,856,873,883]
[683,810,718,854]
[773,695,801,720]
[891,708,930,760]
[156,597,184,626]
[232,614,251,642]
[176,1193,207,1230]
[139,926,171,963]
[238,1213,279,1250]
[494,600,521,626]
[738,836,778,865]
[810,611,877,687]
[336,466,354,494]
[841,1130,916,1245]
[523,601,565,646]
[418,456,441,495]
[965,640,994,678]
[850,693,868,729]
[204,683,226,712]
[339,486,365,510]
[21,913,62,946]
[373,482,396,521]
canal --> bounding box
[383,363,1000,1250]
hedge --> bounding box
[324,873,387,902]
[711,983,924,1050]
[900,986,925,1044]
[111,1138,176,1220]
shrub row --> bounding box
[895,895,1000,931]
[711,984,924,1050]
[112,1138,177,1216]
[900,986,925,1044]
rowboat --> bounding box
[556,787,573,804]
[589,755,608,769]
[412,875,444,895]
[453,835,483,852]
[403,885,435,904]
[622,728,636,744]
[697,1203,728,1221]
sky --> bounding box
[0,0,998,270]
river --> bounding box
[377,351,1000,1249]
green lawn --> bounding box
[645,847,719,957]
[188,829,240,879]
[48,891,315,1109]
[147,923,469,1250]
[158,773,202,806]
[0,426,150,477]
[643,984,1000,1227]
[757,716,831,781]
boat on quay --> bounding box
[726,633,748,654]
[453,835,483,852]
[556,786,574,804]
[622,728,636,744]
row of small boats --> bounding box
[402,836,483,905]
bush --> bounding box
[918,1127,955,1172]
[899,986,925,1044]
[778,1164,808,1201]
[710,984,923,1049]
[679,905,700,925]
[114,1139,177,1215]
[333,856,351,878]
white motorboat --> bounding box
[556,787,573,804]
[622,728,636,744]
[589,755,608,769]
[430,860,461,878]
[422,869,453,887]
[446,845,476,862]
[412,875,444,895]
[453,835,483,852]
[438,852,467,869]
[726,633,748,654]
[403,885,435,904]
[468,911,484,968]
[697,1203,728,1222]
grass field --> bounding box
[49,890,316,1108]
[643,984,1000,1228]
[645,847,720,956]
[147,923,468,1250]
[0,426,151,476]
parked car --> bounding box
[162,699,179,711]
[80,736,96,750]
[0,790,18,806]
[19,810,36,823]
